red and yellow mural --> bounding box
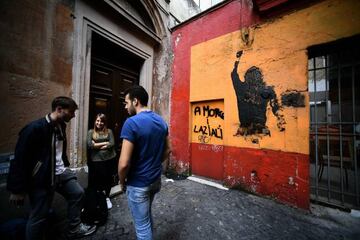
[191,100,224,180]
[170,0,360,209]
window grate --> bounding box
[308,36,360,209]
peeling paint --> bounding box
[175,33,182,47]
[281,91,305,107]
[288,176,294,185]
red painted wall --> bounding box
[223,146,309,209]
[191,143,224,180]
[170,0,310,209]
[170,0,259,173]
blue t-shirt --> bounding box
[120,111,168,187]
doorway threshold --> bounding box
[187,175,229,191]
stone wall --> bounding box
[0,0,75,153]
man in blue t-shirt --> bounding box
[118,86,170,240]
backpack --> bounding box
[81,188,108,226]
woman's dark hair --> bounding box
[124,86,149,106]
[52,96,78,111]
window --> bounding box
[308,35,360,208]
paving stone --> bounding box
[1,172,360,240]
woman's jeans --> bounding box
[126,178,161,240]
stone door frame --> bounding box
[70,1,158,166]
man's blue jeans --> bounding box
[26,169,84,240]
[126,178,161,240]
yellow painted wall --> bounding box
[189,0,360,154]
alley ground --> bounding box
[1,169,360,240]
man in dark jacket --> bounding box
[7,96,96,239]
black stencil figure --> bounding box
[231,51,285,136]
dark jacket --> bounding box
[7,116,69,194]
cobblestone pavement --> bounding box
[83,177,360,240]
[1,172,360,240]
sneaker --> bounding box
[67,223,96,239]
[106,197,112,209]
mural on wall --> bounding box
[231,51,285,136]
[281,90,305,107]
[191,101,224,145]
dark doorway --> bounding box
[89,32,143,153]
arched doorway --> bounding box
[70,0,166,165]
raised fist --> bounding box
[236,50,243,58]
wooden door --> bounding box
[89,58,139,152]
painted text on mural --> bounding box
[192,101,224,144]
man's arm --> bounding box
[7,125,38,206]
[231,51,244,90]
[118,139,134,192]
[268,88,286,131]
[268,88,279,115]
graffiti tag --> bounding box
[194,105,224,119]
[198,134,211,144]
[193,118,223,140]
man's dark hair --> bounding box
[124,86,149,106]
[51,96,78,111]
